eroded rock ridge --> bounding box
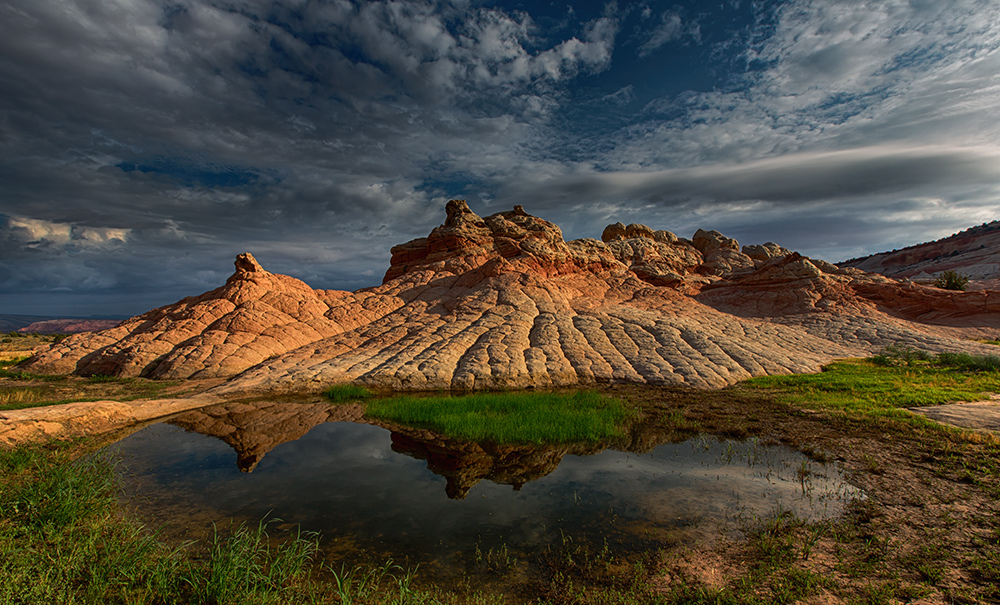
[20,202,1000,393]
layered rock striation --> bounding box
[20,201,1000,393]
[839,220,1000,285]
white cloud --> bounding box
[510,144,1000,206]
[5,217,129,249]
[4,0,1000,314]
[638,10,698,57]
[499,143,1000,261]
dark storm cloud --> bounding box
[2,0,1000,315]
[0,0,622,314]
[511,146,1000,208]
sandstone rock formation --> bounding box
[19,202,1000,393]
[21,252,405,379]
[839,220,1000,287]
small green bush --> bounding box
[934,270,970,291]
[87,374,123,383]
[871,346,1000,372]
[870,345,933,367]
[936,351,1000,372]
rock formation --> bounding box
[19,201,1000,393]
[839,220,1000,288]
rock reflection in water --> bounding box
[108,399,859,582]
[167,400,367,472]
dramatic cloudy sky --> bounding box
[3,0,1000,317]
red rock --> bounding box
[19,204,1000,393]
[839,220,1000,286]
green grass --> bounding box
[0,369,179,412]
[0,444,183,604]
[87,374,131,383]
[365,390,636,444]
[323,384,375,403]
[0,444,333,604]
[745,350,1000,427]
[0,444,462,604]
[195,519,320,605]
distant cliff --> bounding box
[839,221,1000,285]
[0,314,121,334]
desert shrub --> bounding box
[936,351,1000,372]
[934,270,970,291]
[871,346,1000,372]
[87,374,121,383]
[871,345,933,367]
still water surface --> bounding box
[106,410,859,582]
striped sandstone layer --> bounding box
[20,201,1000,394]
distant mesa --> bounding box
[0,314,121,334]
[19,201,1000,393]
[18,319,122,335]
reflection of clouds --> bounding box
[109,421,860,577]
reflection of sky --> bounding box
[107,422,859,579]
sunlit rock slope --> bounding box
[839,220,1000,287]
[21,201,1000,393]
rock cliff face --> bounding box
[839,221,1000,286]
[20,202,1000,393]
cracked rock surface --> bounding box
[19,201,1000,395]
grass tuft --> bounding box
[936,351,1000,372]
[196,519,319,604]
[746,349,1000,430]
[0,445,343,605]
[0,387,46,410]
[87,374,132,384]
[323,384,375,403]
[365,390,636,444]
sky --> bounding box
[3,0,1000,317]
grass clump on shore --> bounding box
[0,444,419,605]
[0,444,183,604]
[323,384,375,403]
[746,347,1000,427]
[365,390,636,444]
